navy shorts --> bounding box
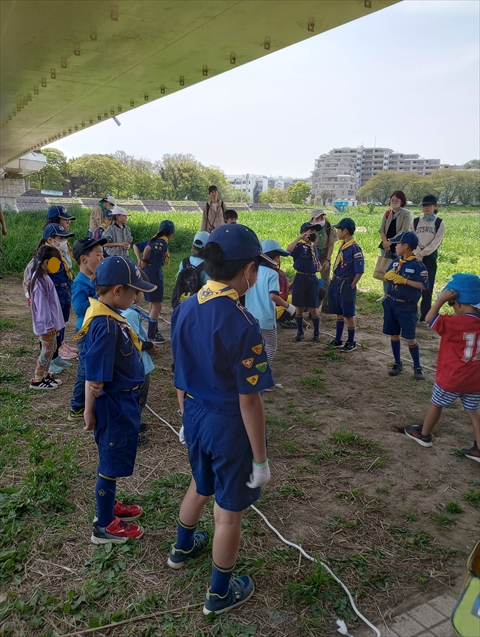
[182,398,261,512]
[143,266,164,303]
[327,277,356,318]
[382,297,417,340]
[292,273,319,309]
[94,391,141,478]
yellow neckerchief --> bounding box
[61,253,74,281]
[298,239,321,272]
[334,238,356,270]
[74,298,141,351]
[197,280,239,304]
[394,254,417,273]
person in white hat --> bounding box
[102,206,133,257]
[310,209,337,312]
[89,194,117,236]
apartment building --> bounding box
[311,153,358,204]
[226,173,268,202]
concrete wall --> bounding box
[0,178,27,211]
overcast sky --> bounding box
[48,0,480,178]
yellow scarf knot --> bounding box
[334,238,356,270]
[74,298,142,351]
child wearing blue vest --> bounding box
[68,237,106,421]
[328,218,365,352]
[78,256,157,544]
[133,220,175,344]
[286,222,322,342]
[170,224,274,616]
[382,231,428,380]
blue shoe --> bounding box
[52,356,73,369]
[167,531,209,570]
[203,575,255,616]
[49,361,64,374]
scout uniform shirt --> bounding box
[291,241,320,274]
[332,240,365,279]
[171,280,274,416]
[385,257,429,304]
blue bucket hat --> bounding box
[261,239,290,257]
[95,256,157,292]
[390,231,419,250]
[442,273,480,309]
[193,231,209,249]
[46,205,76,221]
[206,224,276,265]
[43,223,75,240]
[159,220,175,234]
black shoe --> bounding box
[294,332,304,342]
[138,434,148,446]
[340,341,356,352]
[414,367,425,381]
[461,442,480,463]
[152,332,166,344]
[404,425,432,447]
[278,319,297,329]
[388,362,403,376]
[329,339,343,348]
[139,422,149,433]
[321,305,329,314]
[313,333,320,342]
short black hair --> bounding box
[265,250,281,259]
[224,209,238,220]
[203,242,260,280]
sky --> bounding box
[47,0,480,178]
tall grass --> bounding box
[2,206,479,299]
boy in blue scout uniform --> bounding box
[78,256,157,544]
[328,218,365,352]
[286,222,322,342]
[382,231,428,380]
[169,224,274,616]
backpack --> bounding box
[413,216,442,232]
[171,257,204,309]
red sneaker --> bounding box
[91,516,144,544]
[114,500,143,521]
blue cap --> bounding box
[206,224,275,264]
[300,221,320,234]
[46,205,76,221]
[95,256,157,292]
[334,218,356,234]
[43,223,75,240]
[159,220,175,234]
[193,231,209,249]
[390,231,419,249]
[421,194,437,206]
[442,273,480,308]
[261,239,290,257]
[72,237,107,261]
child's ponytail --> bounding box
[29,245,61,296]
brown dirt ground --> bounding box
[0,276,478,637]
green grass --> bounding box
[3,207,480,300]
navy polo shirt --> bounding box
[333,243,364,279]
[82,314,145,393]
[48,258,71,286]
[385,258,429,303]
[135,238,168,268]
[171,283,274,416]
[291,241,320,274]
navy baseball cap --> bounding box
[95,256,157,292]
[421,194,437,206]
[261,239,290,257]
[104,208,113,219]
[300,221,319,234]
[72,237,107,261]
[43,223,75,240]
[334,218,356,234]
[442,273,480,308]
[46,205,76,221]
[208,185,218,193]
[206,224,276,264]
[390,231,419,249]
[193,231,209,248]
[159,220,175,233]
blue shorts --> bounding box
[327,277,356,318]
[94,391,141,477]
[431,384,480,411]
[382,297,417,340]
[292,273,319,309]
[182,397,261,512]
[143,266,164,303]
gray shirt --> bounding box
[102,223,133,257]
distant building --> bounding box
[226,173,268,202]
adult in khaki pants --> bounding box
[310,209,337,313]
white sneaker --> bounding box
[30,377,58,390]
[45,374,63,386]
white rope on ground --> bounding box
[145,404,381,636]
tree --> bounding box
[258,188,289,204]
[69,154,129,198]
[159,153,208,200]
[357,171,408,204]
[288,182,311,204]
[456,171,480,205]
[463,160,480,170]
[429,169,461,206]
[402,173,431,205]
[203,166,234,201]
[319,189,334,205]
[29,148,68,191]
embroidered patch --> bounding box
[199,287,214,300]
[256,362,268,373]
[405,268,415,274]
[242,358,254,368]
[246,375,259,386]
[252,344,263,355]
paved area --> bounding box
[356,593,457,637]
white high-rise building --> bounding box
[226,173,268,202]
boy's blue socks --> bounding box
[335,321,345,341]
[347,328,355,344]
[312,317,320,336]
[295,316,303,333]
[175,519,197,552]
[95,474,117,527]
[391,340,401,364]
[409,344,421,368]
[210,561,235,597]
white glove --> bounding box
[179,425,186,445]
[286,303,296,317]
[246,459,271,488]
